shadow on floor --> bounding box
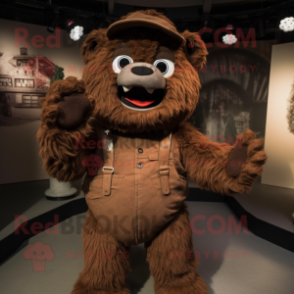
[127,244,151,293]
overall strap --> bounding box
[102,130,114,196]
[158,133,172,195]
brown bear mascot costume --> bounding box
[37,10,267,294]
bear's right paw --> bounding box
[41,76,93,130]
[57,92,91,130]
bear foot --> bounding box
[71,281,130,294]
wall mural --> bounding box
[287,80,294,134]
[0,47,64,126]
[188,41,275,144]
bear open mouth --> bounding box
[118,86,165,110]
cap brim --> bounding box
[107,19,185,43]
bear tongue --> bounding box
[124,98,155,107]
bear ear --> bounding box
[181,30,208,72]
[81,29,107,64]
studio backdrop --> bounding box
[0,19,84,184]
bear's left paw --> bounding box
[226,129,267,178]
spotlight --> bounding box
[47,16,59,33]
[67,21,84,41]
[222,34,237,45]
[70,26,84,41]
[279,17,294,32]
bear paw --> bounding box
[41,76,94,130]
[227,129,267,193]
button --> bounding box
[138,148,143,154]
[137,162,143,169]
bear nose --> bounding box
[131,66,153,76]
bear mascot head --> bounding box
[81,9,208,133]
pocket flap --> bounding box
[149,152,159,161]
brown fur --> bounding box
[80,10,207,134]
[287,80,294,134]
[37,10,208,182]
[71,210,131,294]
[146,203,208,294]
[36,77,96,181]
[174,123,267,196]
[37,9,267,294]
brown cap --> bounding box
[106,11,185,43]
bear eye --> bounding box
[154,59,175,78]
[112,55,133,74]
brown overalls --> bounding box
[82,130,188,247]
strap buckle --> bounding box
[159,166,169,175]
[102,166,114,173]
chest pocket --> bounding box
[100,130,181,197]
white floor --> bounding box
[1,201,294,294]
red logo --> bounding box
[82,154,103,176]
[23,242,54,272]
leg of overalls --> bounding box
[71,210,131,294]
[145,203,208,294]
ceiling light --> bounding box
[222,34,237,45]
[69,25,84,41]
[279,17,294,32]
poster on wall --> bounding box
[0,19,84,127]
[262,42,294,189]
[188,40,276,144]
[0,48,64,126]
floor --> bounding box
[235,182,294,231]
[1,201,294,294]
